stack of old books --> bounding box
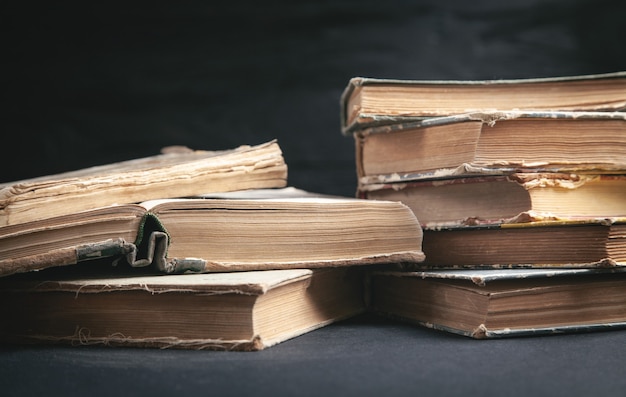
[3,71,626,351]
[340,71,626,338]
[0,140,426,350]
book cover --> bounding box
[0,188,425,277]
[368,267,626,339]
[0,267,366,350]
[340,71,626,134]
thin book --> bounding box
[418,218,626,269]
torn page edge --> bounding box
[14,330,266,351]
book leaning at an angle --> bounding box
[0,140,287,227]
[0,267,365,351]
[367,268,626,339]
[352,111,626,185]
[361,173,626,227]
[340,71,626,134]
[418,218,626,269]
[0,187,425,277]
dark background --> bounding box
[2,1,626,396]
[3,0,625,197]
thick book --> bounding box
[340,71,626,134]
[360,173,626,227]
[418,218,626,269]
[0,140,287,227]
[367,268,626,339]
[352,111,626,185]
[0,267,365,350]
[0,187,425,277]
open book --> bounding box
[0,188,425,277]
[0,267,366,350]
[0,140,287,227]
[340,71,626,133]
[368,268,626,338]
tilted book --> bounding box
[340,71,626,134]
[368,268,626,339]
[360,173,626,227]
[0,140,287,227]
[418,218,626,269]
[0,267,366,350]
[352,111,626,185]
[0,187,425,277]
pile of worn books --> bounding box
[1,71,625,349]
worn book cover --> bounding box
[340,71,626,134]
[368,267,626,339]
[0,267,366,350]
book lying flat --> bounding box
[419,219,626,269]
[0,267,365,350]
[352,111,626,184]
[340,71,626,133]
[360,173,626,227]
[368,268,626,339]
[0,187,425,277]
[0,140,287,227]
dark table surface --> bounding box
[2,1,625,395]
[2,312,626,397]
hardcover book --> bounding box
[0,187,425,277]
[0,140,287,227]
[368,268,626,339]
[352,111,626,185]
[418,218,626,269]
[340,71,626,134]
[0,267,366,350]
[360,173,626,227]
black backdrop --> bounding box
[2,1,626,396]
[4,0,625,197]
